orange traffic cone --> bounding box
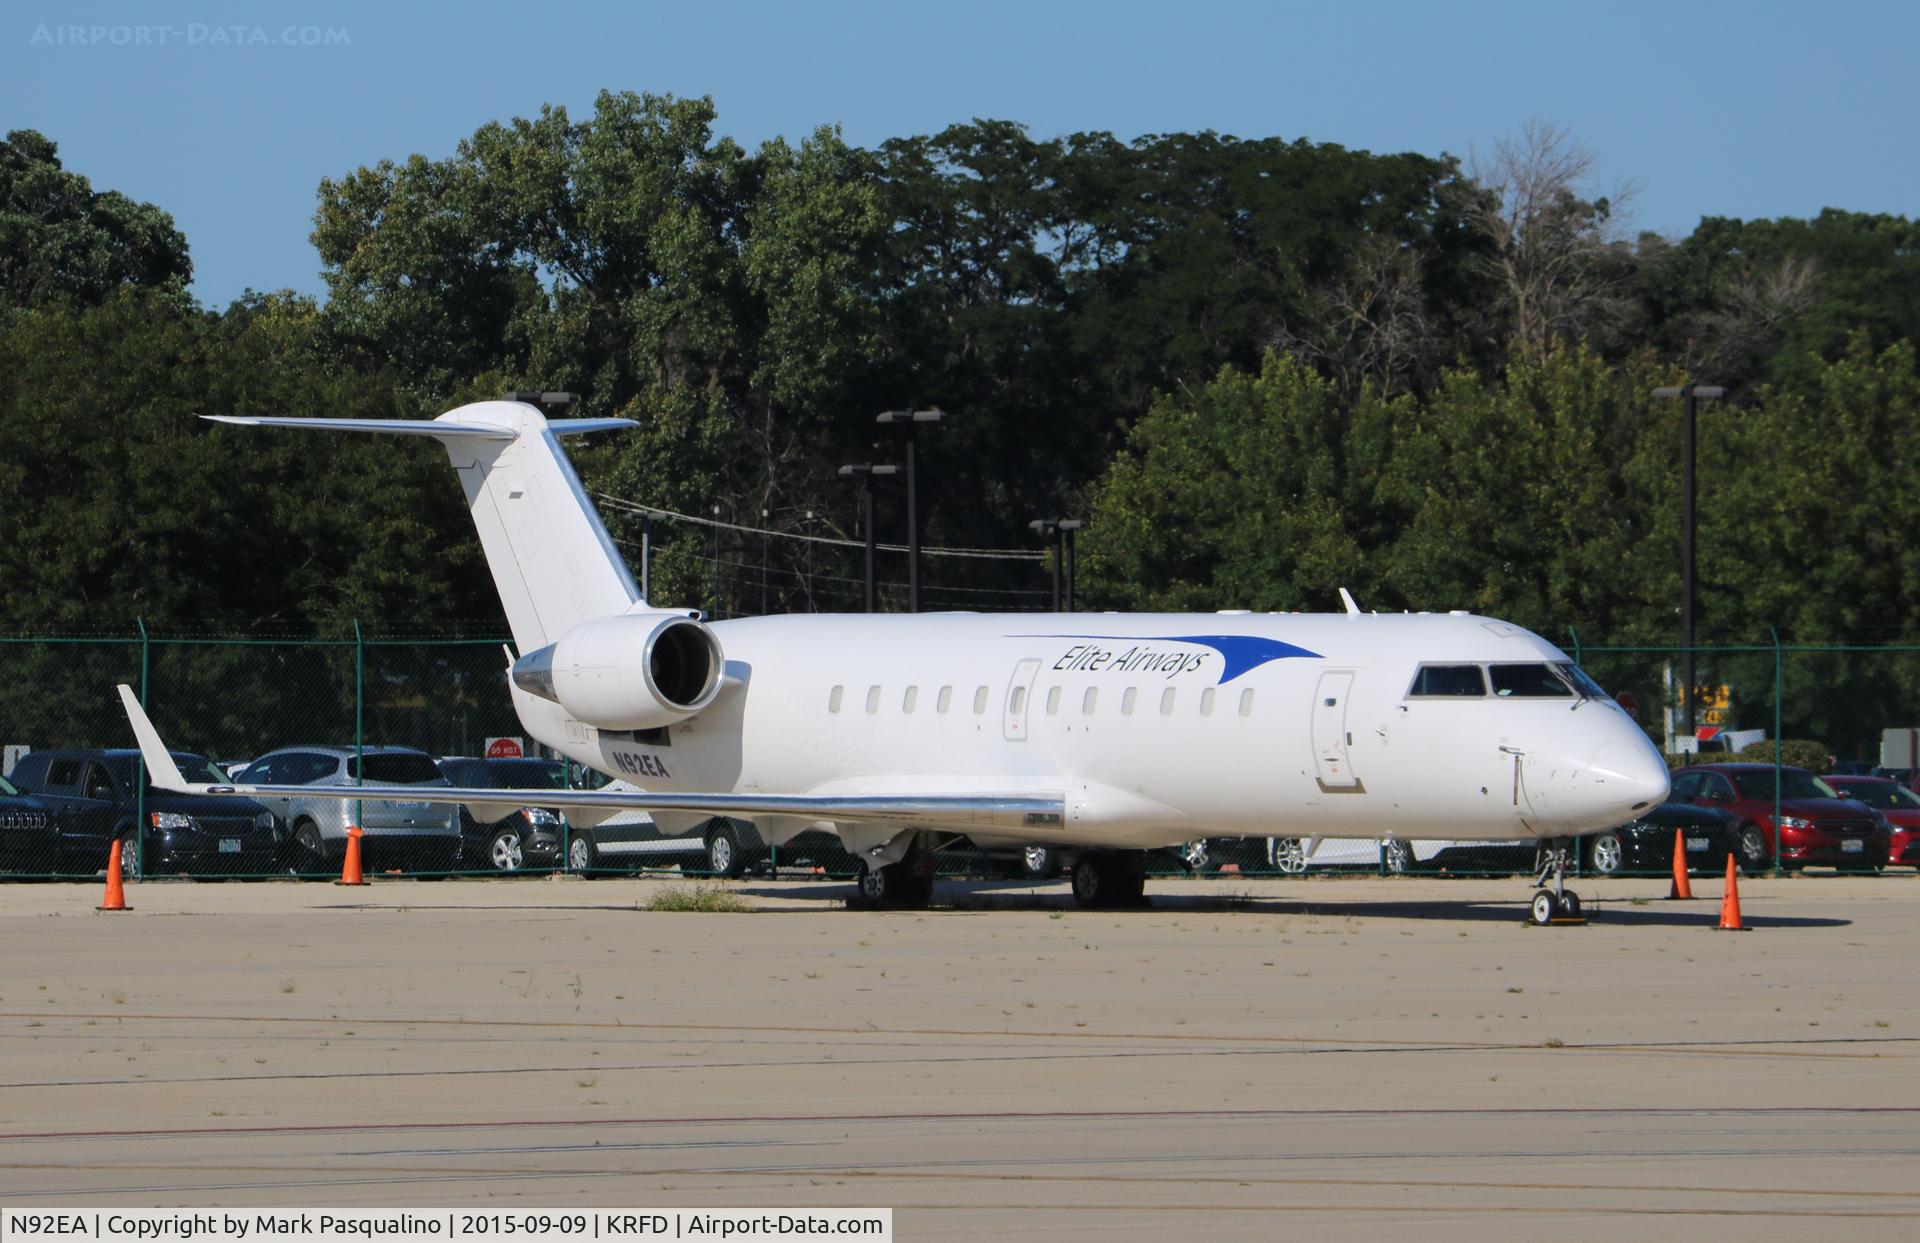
[1668,829,1694,899]
[1717,855,1746,931]
[97,838,130,911]
[335,825,367,886]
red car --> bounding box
[1670,763,1891,874]
[1824,775,1920,871]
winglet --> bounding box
[116,685,190,791]
[1338,587,1362,616]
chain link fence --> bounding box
[3,629,1917,882]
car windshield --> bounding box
[1488,663,1573,698]
[1731,769,1837,801]
[347,753,443,784]
[490,761,567,791]
[0,774,17,796]
[1832,782,1920,810]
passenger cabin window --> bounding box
[1408,665,1487,697]
[1122,687,1138,716]
[1009,686,1027,715]
[1238,689,1255,717]
[973,686,989,714]
[1045,686,1062,715]
[1082,687,1097,715]
[1159,688,1177,716]
[828,685,844,714]
[902,686,918,713]
[1488,664,1573,698]
[1199,687,1216,717]
[865,685,881,714]
[937,686,953,714]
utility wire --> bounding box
[597,494,1048,561]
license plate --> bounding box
[389,801,427,811]
[1842,838,1864,853]
[1685,837,1709,852]
[219,838,242,853]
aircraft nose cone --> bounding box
[1587,737,1671,814]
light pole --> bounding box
[1030,519,1062,612]
[1653,383,1726,739]
[1057,519,1085,612]
[840,464,900,613]
[876,409,947,612]
[636,508,666,602]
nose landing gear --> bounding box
[1529,838,1586,926]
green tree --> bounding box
[0,129,192,311]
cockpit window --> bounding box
[1408,665,1487,697]
[1488,664,1574,698]
[1554,662,1610,700]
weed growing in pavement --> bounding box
[648,885,752,913]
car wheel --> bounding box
[706,823,744,878]
[1736,825,1768,875]
[1382,839,1416,875]
[1180,839,1212,872]
[293,822,325,876]
[116,835,142,881]
[567,832,598,875]
[1270,837,1308,875]
[1022,845,1058,878]
[1586,831,1624,877]
[487,827,525,872]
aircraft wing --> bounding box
[116,686,1062,833]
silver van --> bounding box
[241,745,461,875]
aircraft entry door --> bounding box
[1312,670,1362,791]
[1003,659,1041,741]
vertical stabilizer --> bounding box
[205,400,641,652]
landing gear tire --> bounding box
[1529,837,1584,925]
[706,823,745,879]
[1560,891,1583,919]
[855,860,933,909]
[1530,889,1559,926]
[1071,852,1147,908]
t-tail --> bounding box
[207,399,724,738]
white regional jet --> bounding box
[118,399,1670,923]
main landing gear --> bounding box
[1529,837,1585,927]
[852,833,936,909]
[1069,850,1148,909]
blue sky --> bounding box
[9,0,1915,307]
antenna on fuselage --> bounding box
[1338,587,1362,617]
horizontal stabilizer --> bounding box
[203,415,518,440]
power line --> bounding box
[596,494,1047,562]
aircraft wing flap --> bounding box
[162,779,1061,832]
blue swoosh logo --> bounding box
[1008,633,1322,684]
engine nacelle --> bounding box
[511,612,724,730]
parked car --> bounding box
[1265,836,1535,875]
[6,748,279,877]
[1823,775,1920,871]
[1175,837,1272,873]
[1579,801,1740,876]
[436,756,568,871]
[1670,763,1891,873]
[0,770,82,875]
[240,745,461,874]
